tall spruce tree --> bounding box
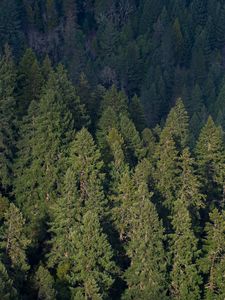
[178,148,205,223]
[123,161,167,300]
[195,116,225,209]
[200,209,225,300]
[0,45,17,196]
[17,48,43,117]
[161,98,190,152]
[170,197,202,299]
[14,66,85,244]
[69,128,107,217]
[69,210,117,300]
[0,204,30,275]
[34,265,56,300]
[154,133,180,210]
[0,260,18,299]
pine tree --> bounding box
[195,116,225,209]
[129,95,147,132]
[17,48,43,117]
[34,265,56,300]
[141,128,156,159]
[0,203,30,272]
[119,114,145,163]
[0,45,17,196]
[47,169,80,285]
[14,66,80,244]
[178,148,205,222]
[200,209,225,300]
[70,211,117,300]
[154,133,180,209]
[106,128,127,188]
[123,162,167,299]
[69,128,107,217]
[100,85,128,116]
[170,197,202,299]
[215,79,225,128]
[161,98,190,152]
[0,260,18,299]
[42,55,52,81]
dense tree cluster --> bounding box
[0,0,225,130]
[0,45,224,298]
[0,0,225,299]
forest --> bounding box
[0,0,225,299]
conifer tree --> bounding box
[0,203,30,272]
[14,66,80,243]
[106,128,127,189]
[170,197,202,299]
[119,114,145,163]
[69,128,107,217]
[42,55,52,81]
[100,85,128,116]
[200,209,225,300]
[141,128,156,159]
[178,148,205,222]
[195,116,225,208]
[0,45,17,196]
[161,98,189,151]
[69,211,117,300]
[155,133,180,209]
[47,169,79,278]
[17,48,43,117]
[34,265,56,300]
[123,162,167,300]
[0,261,18,299]
[129,95,147,132]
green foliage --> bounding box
[0,203,30,272]
[1,1,225,297]
[69,128,107,216]
[195,116,225,208]
[17,48,43,117]
[123,162,167,300]
[170,194,202,300]
[70,211,117,300]
[14,66,78,244]
[200,209,225,300]
[0,45,17,196]
[0,261,18,300]
[34,265,56,300]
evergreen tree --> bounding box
[155,133,180,209]
[69,128,107,217]
[161,98,190,151]
[119,114,145,163]
[141,128,156,159]
[70,211,117,300]
[195,116,225,209]
[34,265,56,300]
[123,162,167,299]
[14,66,79,244]
[47,169,79,275]
[200,209,225,300]
[0,203,30,272]
[178,148,205,222]
[0,261,18,299]
[17,48,43,117]
[170,196,202,299]
[0,45,17,196]
[106,128,127,188]
[129,95,147,132]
